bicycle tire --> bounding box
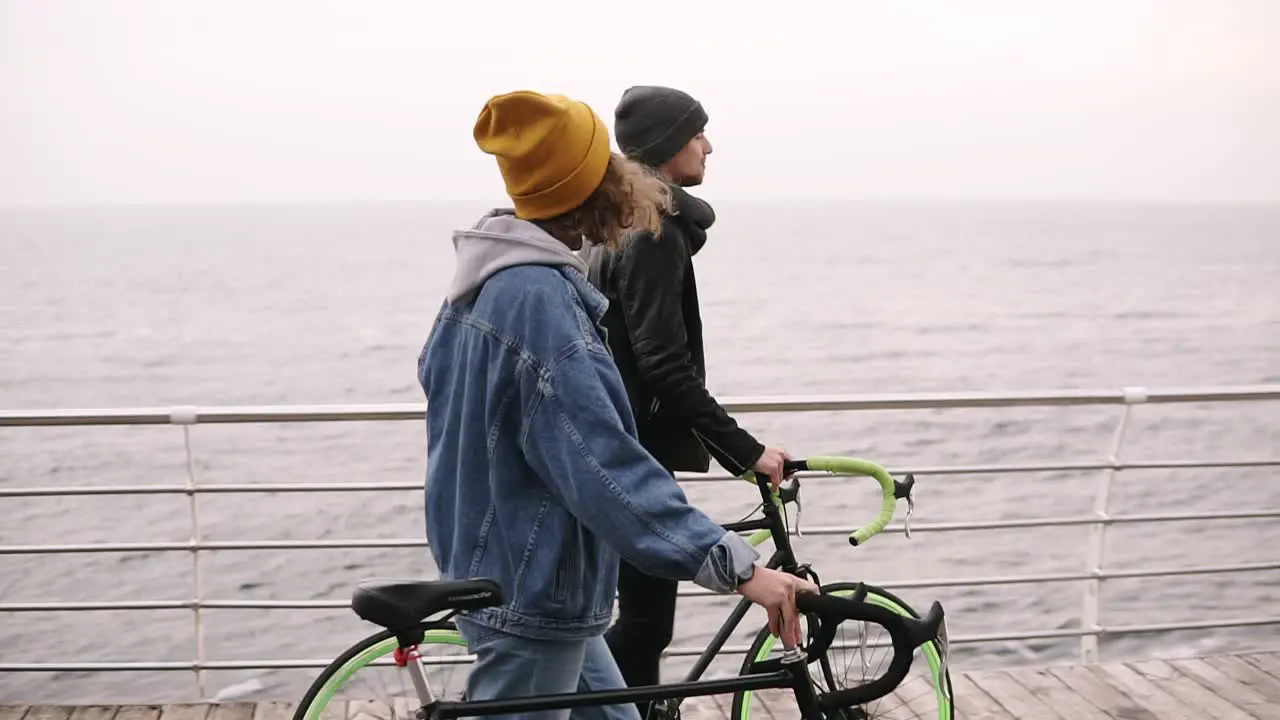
[730,582,954,720]
[293,622,468,720]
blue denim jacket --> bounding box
[418,209,758,640]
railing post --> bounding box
[1080,387,1144,663]
[175,407,207,698]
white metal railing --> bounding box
[1,384,1279,698]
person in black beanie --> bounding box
[582,86,794,717]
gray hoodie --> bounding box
[446,209,587,306]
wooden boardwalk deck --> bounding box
[2,651,1277,720]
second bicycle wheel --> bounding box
[731,582,954,720]
[294,623,474,720]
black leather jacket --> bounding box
[582,187,764,476]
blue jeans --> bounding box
[456,617,643,720]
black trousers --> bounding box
[603,557,680,718]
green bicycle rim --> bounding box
[297,627,467,720]
[735,585,953,720]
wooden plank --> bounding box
[740,688,794,720]
[1005,666,1115,719]
[763,688,797,720]
[206,705,253,720]
[218,708,256,720]
[1088,663,1197,720]
[68,708,118,720]
[968,669,1071,719]
[851,676,921,719]
[346,701,393,720]
[680,695,732,720]
[20,653,1280,720]
[316,701,346,720]
[23,708,73,720]
[1044,665,1158,719]
[1208,655,1280,705]
[391,699,416,720]
[1168,657,1280,719]
[157,705,209,720]
[250,705,295,720]
[1244,653,1280,681]
[342,699,435,720]
[1127,660,1256,720]
[112,709,161,720]
[948,673,1015,720]
[889,673,947,718]
[702,693,735,720]
[671,697,706,720]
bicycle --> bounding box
[294,457,955,720]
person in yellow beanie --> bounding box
[417,90,817,720]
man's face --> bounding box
[660,131,713,187]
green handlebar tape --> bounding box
[743,457,900,546]
[804,457,899,545]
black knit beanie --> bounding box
[613,86,708,168]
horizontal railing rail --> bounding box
[1,560,1277,613]
[3,384,1279,427]
[2,459,1277,500]
[2,383,1278,698]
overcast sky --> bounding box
[2,0,1277,206]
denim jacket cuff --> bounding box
[691,530,761,593]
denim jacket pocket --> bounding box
[551,530,582,604]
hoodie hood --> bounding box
[446,209,588,305]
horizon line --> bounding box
[3,197,1279,212]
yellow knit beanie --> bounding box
[473,91,612,220]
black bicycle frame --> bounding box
[681,488,807,684]
[427,662,814,719]
[425,474,821,720]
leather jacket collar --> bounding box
[669,185,715,256]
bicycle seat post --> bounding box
[398,643,438,715]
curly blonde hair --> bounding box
[537,153,671,251]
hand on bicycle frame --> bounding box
[737,566,819,648]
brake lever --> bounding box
[894,473,916,540]
[795,491,803,537]
[778,476,802,537]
